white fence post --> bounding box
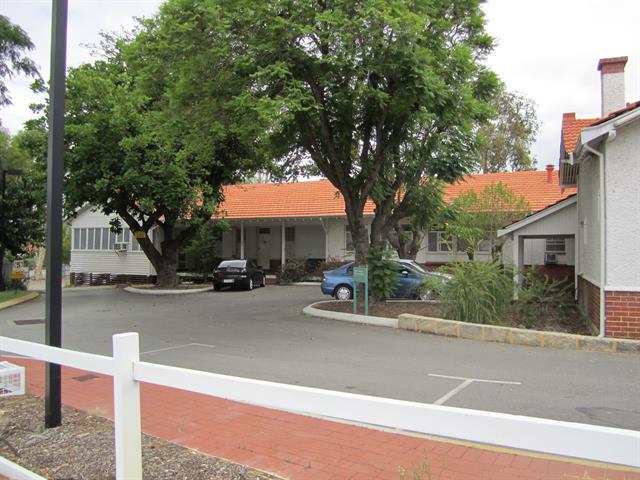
[112,333,142,479]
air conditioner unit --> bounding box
[113,242,128,252]
[544,253,557,265]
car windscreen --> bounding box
[401,261,427,274]
[409,262,429,273]
[218,260,245,268]
[398,262,423,275]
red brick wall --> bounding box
[605,291,640,339]
[578,276,600,332]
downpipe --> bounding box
[583,143,607,337]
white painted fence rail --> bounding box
[1,333,639,480]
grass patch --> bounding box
[0,289,31,303]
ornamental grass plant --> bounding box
[429,260,513,324]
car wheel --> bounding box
[260,275,266,287]
[247,278,254,291]
[334,285,353,300]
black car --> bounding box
[213,259,266,291]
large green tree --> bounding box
[224,0,497,264]
[478,86,539,173]
[0,15,40,109]
[63,5,269,287]
[0,129,45,290]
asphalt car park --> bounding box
[1,285,639,430]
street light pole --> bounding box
[44,0,68,429]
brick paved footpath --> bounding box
[3,358,639,480]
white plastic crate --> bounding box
[0,361,25,396]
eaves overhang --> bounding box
[497,195,577,238]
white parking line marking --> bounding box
[429,373,522,385]
[430,373,521,406]
[141,344,194,355]
[141,343,217,355]
[190,343,218,349]
[433,379,474,405]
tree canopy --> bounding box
[0,15,40,108]
[445,181,530,260]
[478,87,539,173]
[63,3,270,286]
[0,128,46,290]
[221,0,498,263]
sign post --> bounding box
[352,266,369,316]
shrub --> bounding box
[437,260,512,324]
[367,246,400,302]
[9,278,27,291]
[183,220,230,279]
[416,271,449,300]
[279,258,308,284]
[312,258,349,278]
[516,269,578,328]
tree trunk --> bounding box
[388,225,411,259]
[34,247,45,280]
[118,210,203,289]
[342,194,370,265]
[407,229,425,260]
[155,234,180,288]
[351,220,369,265]
[155,255,179,288]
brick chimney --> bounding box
[546,164,554,183]
[598,56,627,117]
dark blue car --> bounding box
[320,259,448,300]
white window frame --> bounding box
[72,227,141,252]
[427,231,452,253]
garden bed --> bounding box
[313,300,592,335]
[0,395,280,480]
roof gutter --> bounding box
[612,106,640,127]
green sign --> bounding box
[353,266,368,283]
[352,266,369,316]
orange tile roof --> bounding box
[443,171,575,212]
[560,101,640,157]
[219,180,376,219]
[561,113,599,155]
[218,171,576,220]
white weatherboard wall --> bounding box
[70,208,155,276]
[325,217,372,261]
[577,157,601,284]
[286,224,325,259]
[604,119,640,289]
[502,203,578,266]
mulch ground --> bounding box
[313,301,592,335]
[0,395,280,480]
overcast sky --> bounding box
[1,0,639,169]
